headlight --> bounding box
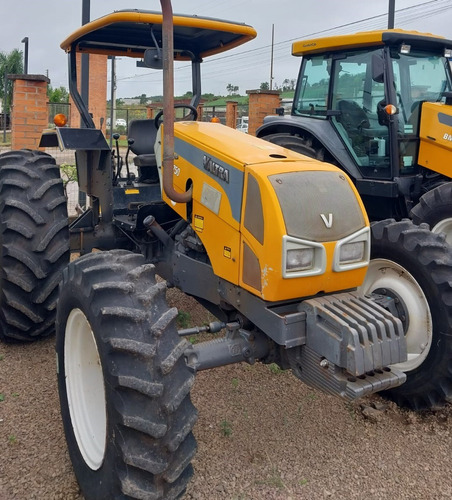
[339,241,365,264]
[282,236,326,278]
[286,248,314,271]
[333,227,370,272]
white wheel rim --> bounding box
[359,259,432,372]
[431,218,452,245]
[64,308,107,470]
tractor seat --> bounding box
[128,119,159,183]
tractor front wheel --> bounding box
[56,250,198,499]
[410,182,452,244]
[359,219,452,410]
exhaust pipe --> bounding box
[160,0,192,204]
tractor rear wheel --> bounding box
[410,182,452,245]
[0,149,69,342]
[56,250,197,499]
[359,219,452,410]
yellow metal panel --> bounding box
[418,102,452,177]
[292,29,445,56]
[165,123,369,303]
[239,165,368,302]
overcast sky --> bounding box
[1,0,452,98]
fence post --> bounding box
[226,101,238,128]
[9,74,50,150]
[246,89,281,136]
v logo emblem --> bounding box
[320,213,333,228]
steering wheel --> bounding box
[154,104,198,129]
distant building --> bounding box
[122,98,143,106]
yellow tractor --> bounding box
[258,29,452,237]
[0,4,449,499]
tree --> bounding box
[226,83,239,95]
[0,49,24,113]
[281,78,296,91]
[47,85,69,103]
[260,81,270,90]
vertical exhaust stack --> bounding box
[160,0,192,203]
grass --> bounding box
[176,310,191,329]
[231,377,239,389]
[268,363,282,375]
[8,435,17,445]
[0,394,4,402]
[220,419,233,437]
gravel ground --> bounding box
[1,292,451,500]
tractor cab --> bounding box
[258,30,452,221]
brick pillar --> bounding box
[69,53,108,131]
[226,101,238,128]
[146,104,158,119]
[246,90,280,136]
[197,103,204,122]
[9,74,50,150]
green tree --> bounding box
[0,49,24,113]
[226,83,239,95]
[47,85,69,103]
[260,81,270,90]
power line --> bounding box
[114,0,452,90]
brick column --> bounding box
[69,53,108,131]
[197,103,204,122]
[226,101,238,128]
[246,90,280,136]
[146,104,159,119]
[9,74,49,150]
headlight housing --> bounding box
[333,227,370,272]
[282,236,326,278]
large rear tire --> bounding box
[410,182,452,245]
[56,250,197,499]
[359,219,452,410]
[0,149,69,342]
[262,132,326,161]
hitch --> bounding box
[185,322,270,371]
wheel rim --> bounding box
[359,259,432,372]
[431,217,452,245]
[64,308,107,470]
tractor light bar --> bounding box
[400,43,411,54]
[54,113,68,127]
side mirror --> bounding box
[143,48,163,69]
[372,54,384,83]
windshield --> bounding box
[392,50,452,130]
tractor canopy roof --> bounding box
[61,9,257,61]
[292,29,452,57]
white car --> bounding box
[115,118,127,127]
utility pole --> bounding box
[270,24,274,91]
[21,37,29,75]
[388,0,395,29]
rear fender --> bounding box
[257,115,362,181]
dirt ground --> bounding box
[1,292,451,500]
